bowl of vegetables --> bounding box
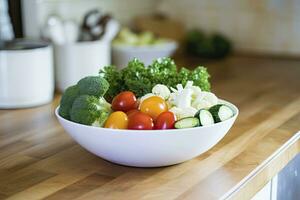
[112,28,177,68]
[55,58,238,167]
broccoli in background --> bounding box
[58,85,80,120]
[70,95,112,126]
[78,76,109,97]
[185,29,232,59]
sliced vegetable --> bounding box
[140,96,168,120]
[209,104,234,122]
[112,91,137,112]
[174,117,200,129]
[194,109,214,126]
[154,111,176,130]
[169,106,197,120]
[104,111,128,129]
[128,111,154,130]
[152,84,170,100]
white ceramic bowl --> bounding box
[112,41,178,69]
[55,100,238,167]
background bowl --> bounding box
[55,100,238,167]
[112,41,178,69]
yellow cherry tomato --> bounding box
[104,111,128,129]
[139,96,168,120]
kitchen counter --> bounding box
[0,55,300,200]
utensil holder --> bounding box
[54,40,110,92]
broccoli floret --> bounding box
[70,95,112,125]
[77,76,109,97]
[59,85,80,119]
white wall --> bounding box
[22,0,159,38]
[158,0,300,55]
[22,0,300,55]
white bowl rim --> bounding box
[55,99,239,134]
[112,40,178,51]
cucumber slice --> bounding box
[194,109,214,126]
[209,104,234,122]
[174,117,200,129]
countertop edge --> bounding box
[221,131,300,200]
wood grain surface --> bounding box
[0,56,300,200]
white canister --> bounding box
[0,40,54,108]
[54,40,110,92]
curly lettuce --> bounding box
[99,57,211,99]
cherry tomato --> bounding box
[104,111,128,129]
[128,111,154,130]
[112,91,137,112]
[126,109,139,118]
[154,111,176,130]
[140,96,168,120]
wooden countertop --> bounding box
[1,56,300,200]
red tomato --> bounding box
[112,91,137,112]
[126,109,139,118]
[128,111,154,130]
[154,111,176,130]
[139,96,168,120]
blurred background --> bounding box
[1,1,300,199]
[1,0,300,107]
[5,0,300,55]
[2,0,300,107]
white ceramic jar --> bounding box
[0,40,54,108]
[54,40,110,92]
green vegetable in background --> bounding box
[113,27,167,46]
[58,85,80,120]
[70,95,112,126]
[185,29,231,59]
[99,57,211,99]
[77,76,109,97]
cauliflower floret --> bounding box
[168,82,194,109]
[152,84,170,100]
[175,88,193,108]
[167,81,219,117]
[169,106,198,119]
[176,84,184,92]
[192,91,218,109]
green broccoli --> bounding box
[70,95,112,126]
[77,76,109,97]
[59,85,80,119]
